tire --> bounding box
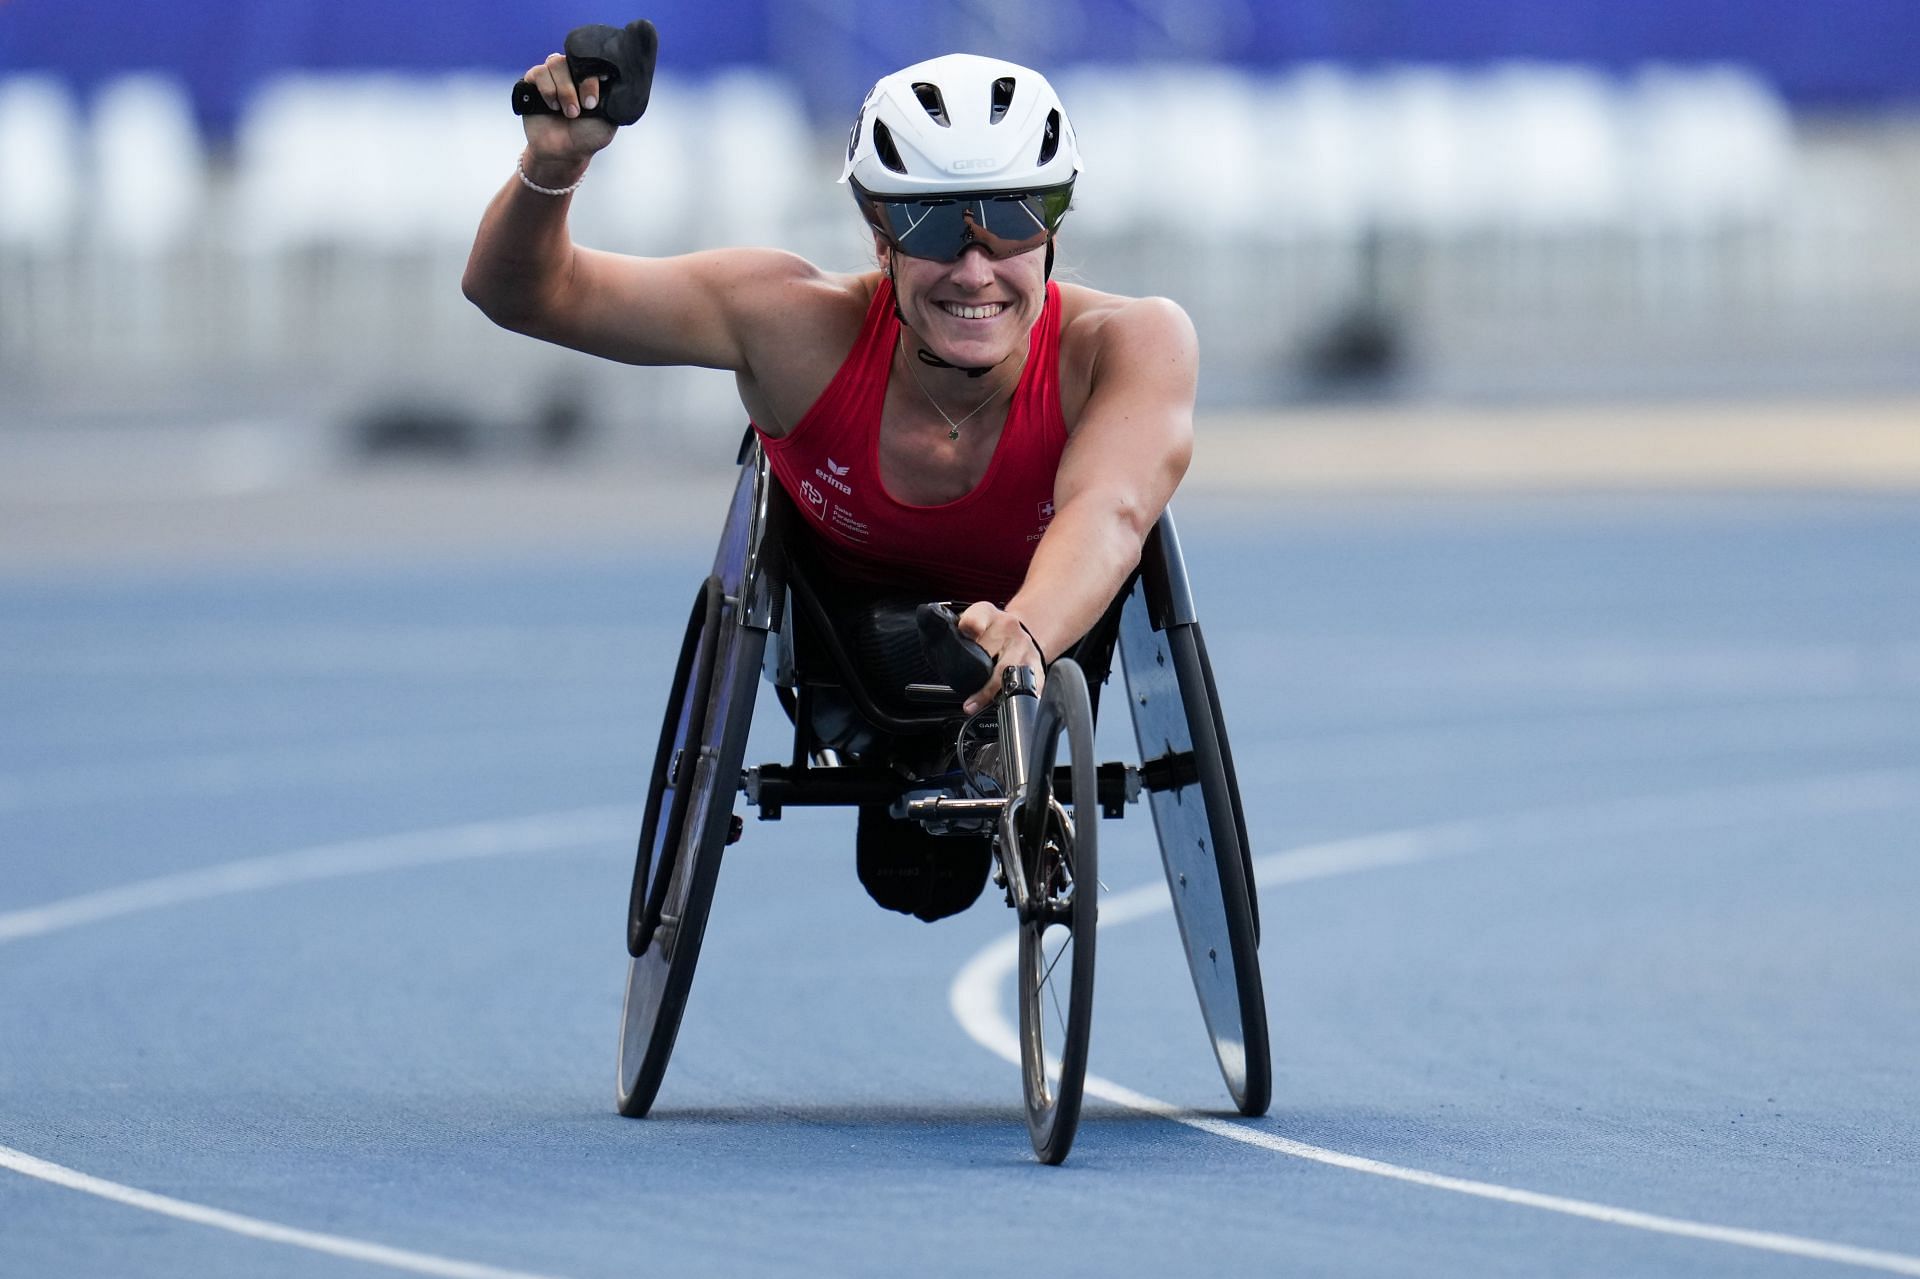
[1193,623,1258,946]
[1159,622,1267,1113]
[1119,600,1271,1118]
[616,579,764,1118]
[628,579,724,958]
[1016,658,1098,1165]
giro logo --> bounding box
[951,157,999,172]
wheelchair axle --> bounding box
[742,762,1139,823]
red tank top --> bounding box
[754,278,1066,604]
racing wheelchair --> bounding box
[617,436,1269,1164]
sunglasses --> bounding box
[853,182,1074,263]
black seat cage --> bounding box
[732,438,1136,822]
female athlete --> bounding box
[465,42,1199,917]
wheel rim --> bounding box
[1117,599,1270,1116]
[617,596,764,1117]
[1019,804,1081,1123]
[1016,659,1098,1164]
[628,579,722,958]
[618,448,777,1118]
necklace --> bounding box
[898,335,1009,441]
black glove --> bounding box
[510,18,658,125]
[916,601,997,700]
[563,18,657,125]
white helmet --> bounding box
[842,53,1081,198]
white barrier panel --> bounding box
[91,75,208,257]
[9,62,1910,421]
[0,76,82,252]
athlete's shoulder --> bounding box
[1060,281,1193,341]
[721,255,878,361]
[1057,283,1198,381]
[693,249,872,311]
[732,264,886,434]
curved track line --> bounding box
[7,778,1919,1275]
[0,807,638,1278]
[951,768,1920,1276]
[0,806,640,943]
[0,1145,572,1279]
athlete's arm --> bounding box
[461,51,820,372]
[958,296,1198,713]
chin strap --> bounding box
[917,347,993,378]
[887,239,1055,380]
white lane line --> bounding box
[0,806,640,943]
[0,1144,571,1279]
[952,768,1920,1276]
[0,807,640,1277]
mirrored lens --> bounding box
[858,185,1072,262]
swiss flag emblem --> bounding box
[1038,499,1055,520]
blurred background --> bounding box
[7,14,1920,1268]
[1,0,1917,472]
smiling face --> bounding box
[883,236,1049,372]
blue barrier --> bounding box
[2,0,1915,137]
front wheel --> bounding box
[1015,658,1098,1165]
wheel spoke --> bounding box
[1036,926,1071,992]
[1045,947,1070,1044]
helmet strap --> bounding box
[917,347,992,379]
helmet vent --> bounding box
[1038,110,1060,164]
[911,82,950,126]
[990,77,1015,124]
[871,118,907,174]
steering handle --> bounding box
[916,601,996,700]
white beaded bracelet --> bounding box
[516,156,585,197]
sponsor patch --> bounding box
[799,479,828,520]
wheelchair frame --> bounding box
[615,438,1270,1145]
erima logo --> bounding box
[826,458,851,477]
[814,463,852,496]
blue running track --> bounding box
[3,491,1918,1278]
